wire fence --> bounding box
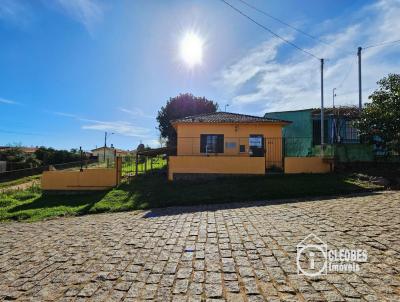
[121,155,167,177]
[0,159,99,182]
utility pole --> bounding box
[357,46,362,111]
[79,146,83,172]
[320,58,324,147]
[102,132,114,165]
[332,88,336,108]
[103,132,107,162]
[224,104,230,112]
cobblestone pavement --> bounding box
[1,191,399,301]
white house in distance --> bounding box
[91,145,131,162]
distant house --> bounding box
[168,112,291,180]
[0,146,38,154]
[91,145,130,162]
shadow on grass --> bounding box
[3,173,382,222]
[118,173,382,218]
[9,191,109,216]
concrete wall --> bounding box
[42,158,122,190]
[284,157,333,174]
[42,169,118,190]
[168,156,265,180]
[335,144,374,162]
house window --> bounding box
[200,134,224,153]
[239,145,246,152]
[343,121,359,143]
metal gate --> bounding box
[264,137,284,173]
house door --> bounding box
[265,137,284,172]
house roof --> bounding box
[311,106,360,116]
[265,106,360,118]
[171,112,291,125]
[0,146,38,153]
[265,108,314,115]
[91,147,129,153]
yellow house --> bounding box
[168,112,291,180]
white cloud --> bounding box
[217,0,400,113]
[82,121,150,138]
[0,0,32,28]
[0,97,19,105]
[0,0,104,33]
[51,111,151,138]
[142,139,161,148]
[119,107,154,119]
[51,0,104,34]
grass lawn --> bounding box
[0,175,41,189]
[0,173,383,222]
[121,157,166,176]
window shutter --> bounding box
[200,135,206,153]
[217,135,224,153]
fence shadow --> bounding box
[9,191,109,215]
[114,174,383,218]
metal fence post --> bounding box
[135,152,139,176]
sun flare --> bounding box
[180,32,203,67]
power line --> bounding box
[219,0,321,60]
[337,87,374,97]
[364,38,400,49]
[337,56,357,89]
[236,0,332,47]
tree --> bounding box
[156,93,218,148]
[34,147,80,165]
[355,74,400,154]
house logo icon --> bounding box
[297,233,328,277]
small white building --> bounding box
[91,146,130,162]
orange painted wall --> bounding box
[175,123,285,169]
[42,168,118,190]
[284,157,333,174]
[168,156,265,180]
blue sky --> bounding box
[1,0,399,151]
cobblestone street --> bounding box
[0,191,399,301]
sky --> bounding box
[0,0,399,151]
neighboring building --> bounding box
[168,112,291,180]
[0,146,38,154]
[265,107,361,156]
[264,107,376,162]
[91,145,130,162]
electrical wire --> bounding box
[236,0,331,47]
[337,56,356,89]
[219,0,321,60]
[364,38,400,49]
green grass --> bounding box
[0,173,383,222]
[121,157,166,176]
[0,175,41,189]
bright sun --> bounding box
[180,32,203,67]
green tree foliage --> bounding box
[34,147,81,165]
[0,147,26,163]
[156,93,218,148]
[355,73,400,153]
